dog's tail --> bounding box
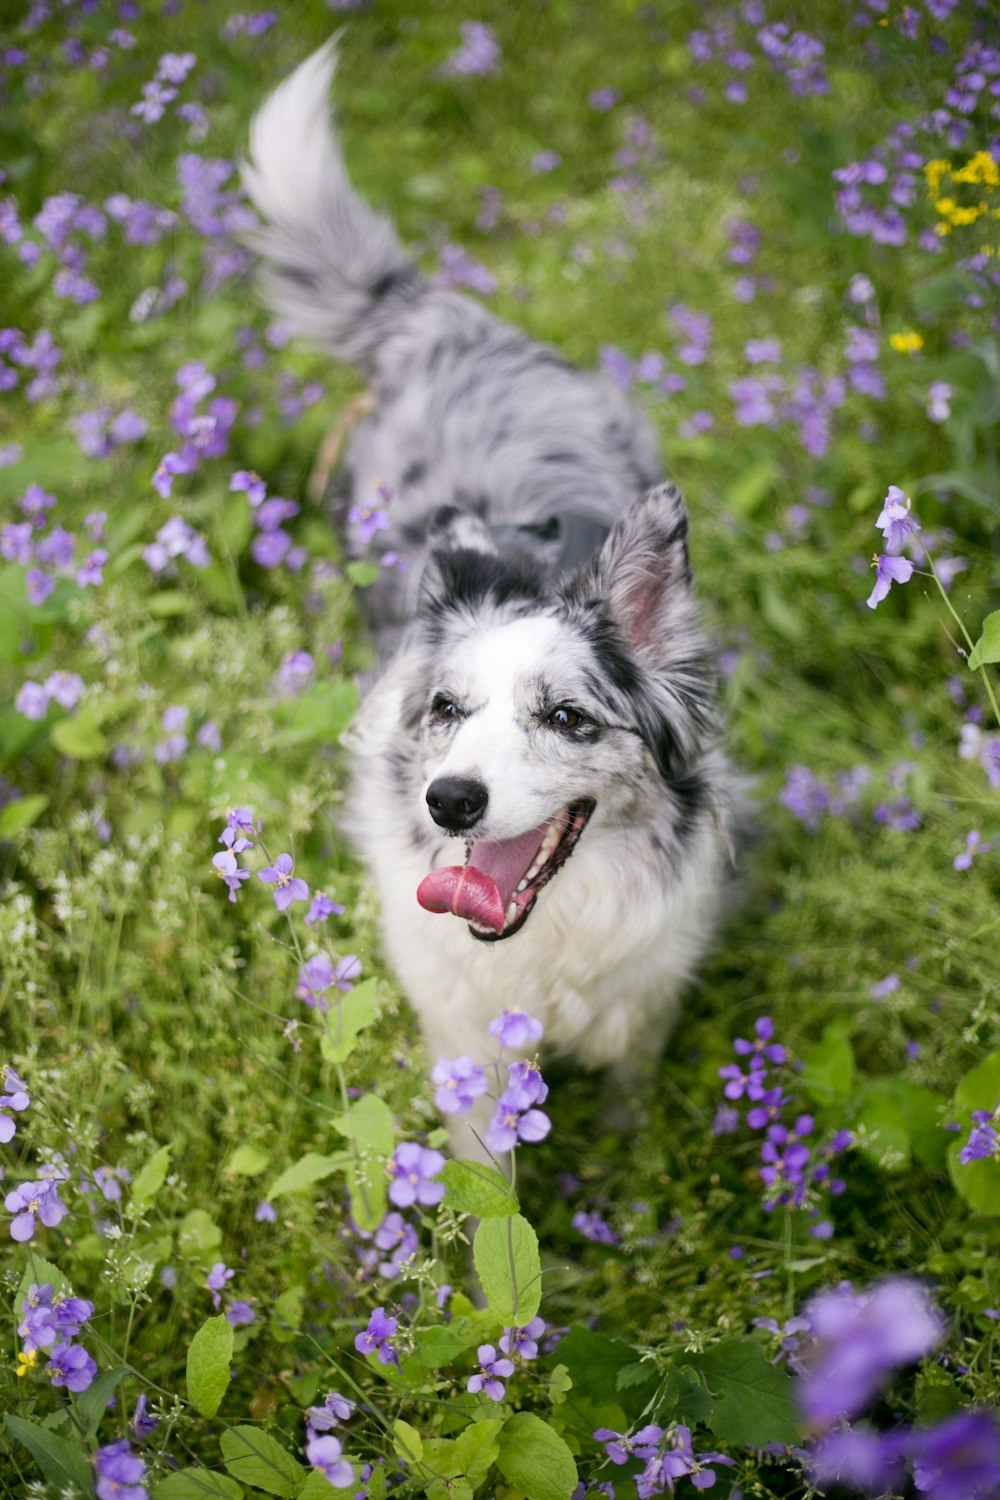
[242,40,423,371]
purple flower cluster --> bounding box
[131,50,196,125]
[212,808,257,903]
[594,1423,734,1494]
[431,1054,489,1115]
[959,1108,1000,1165]
[867,485,921,609]
[439,21,501,78]
[151,361,238,501]
[142,514,209,573]
[296,953,361,1008]
[95,1440,148,1500]
[305,1389,354,1489]
[0,1065,29,1142]
[687,11,828,104]
[354,1306,398,1365]
[0,326,62,402]
[231,469,308,572]
[18,1282,97,1392]
[485,1056,551,1153]
[719,1017,850,1234]
[2,484,111,605]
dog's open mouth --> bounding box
[416,799,595,941]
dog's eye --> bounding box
[432,697,461,722]
[547,705,583,730]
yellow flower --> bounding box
[924,159,952,197]
[16,1349,37,1378]
[889,332,924,354]
[935,197,958,217]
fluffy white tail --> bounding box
[242,40,422,370]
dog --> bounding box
[244,42,745,1156]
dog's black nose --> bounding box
[426,776,488,832]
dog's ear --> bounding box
[564,483,692,656]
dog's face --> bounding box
[405,485,717,941]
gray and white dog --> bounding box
[245,43,743,1153]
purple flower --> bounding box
[799,1279,944,1429]
[212,850,250,902]
[5,1178,67,1240]
[307,1392,355,1430]
[959,1110,999,1164]
[810,1427,907,1493]
[594,1425,664,1466]
[255,1200,277,1223]
[95,1439,148,1500]
[278,651,315,695]
[485,1089,551,1153]
[488,1007,544,1050]
[306,1433,353,1488]
[206,1262,234,1310]
[226,1301,256,1327]
[132,1394,158,1439]
[26,568,55,605]
[354,1306,397,1365]
[387,1142,446,1209]
[637,1424,734,1495]
[876,485,921,554]
[431,1054,489,1114]
[954,830,992,871]
[499,1316,545,1360]
[15,681,49,720]
[912,1410,1000,1498]
[467,1343,515,1401]
[869,972,900,1000]
[305,892,344,925]
[0,1066,29,1143]
[258,852,309,911]
[440,21,501,78]
[231,469,267,506]
[867,553,914,609]
[589,86,621,111]
[572,1209,621,1245]
[734,1015,786,1064]
[47,1342,97,1392]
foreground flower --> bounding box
[212,850,250,902]
[488,1007,544,1050]
[638,1424,735,1495]
[799,1279,943,1428]
[354,1307,397,1365]
[875,485,921,554]
[867,553,914,609]
[387,1143,445,1208]
[307,1392,355,1431]
[959,1110,1000,1164]
[467,1343,514,1401]
[5,1178,68,1240]
[594,1425,665,1465]
[306,1432,353,1488]
[258,852,309,910]
[0,1065,29,1143]
[431,1054,488,1114]
[95,1439,148,1500]
[485,1087,551,1153]
[500,1316,546,1360]
[47,1342,97,1392]
[912,1410,1000,1499]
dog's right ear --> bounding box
[563,482,693,659]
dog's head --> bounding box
[403,484,717,940]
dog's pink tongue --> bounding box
[416,825,547,934]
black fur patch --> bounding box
[401,459,427,487]
[423,547,547,624]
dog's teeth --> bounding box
[516,877,529,893]
[505,902,517,925]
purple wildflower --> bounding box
[387,1143,446,1209]
[354,1307,397,1365]
[306,1433,353,1488]
[484,1087,551,1152]
[47,1342,97,1392]
[440,21,501,77]
[132,1395,158,1439]
[226,1301,256,1327]
[959,1110,999,1165]
[258,852,309,911]
[255,1200,277,1224]
[307,1392,355,1431]
[488,1007,543,1050]
[467,1343,515,1401]
[0,1066,29,1144]
[867,553,914,609]
[876,486,921,554]
[573,1209,621,1245]
[594,1425,664,1466]
[431,1054,489,1114]
[5,1178,67,1240]
[305,892,344,925]
[912,1410,1000,1498]
[799,1279,944,1429]
[499,1316,546,1360]
[95,1439,148,1500]
[206,1262,234,1310]
[212,850,250,902]
[734,1015,786,1064]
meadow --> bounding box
[2,1,1000,1496]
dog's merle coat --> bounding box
[246,43,744,1153]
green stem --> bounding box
[923,554,1000,730]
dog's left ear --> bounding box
[563,482,692,656]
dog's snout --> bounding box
[426,776,488,832]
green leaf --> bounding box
[694,1340,800,1446]
[267,1151,351,1199]
[663,1364,715,1427]
[4,1414,93,1494]
[321,978,378,1064]
[547,1325,639,1403]
[948,1051,1000,1215]
[855,1084,912,1173]
[50,711,107,760]
[800,1022,855,1103]
[148,589,196,618]
[298,1472,348,1500]
[969,610,1000,671]
[725,460,777,518]
[453,1418,504,1485]
[187,1314,234,1417]
[132,1143,172,1206]
[0,793,48,836]
[443,1158,519,1217]
[271,1284,305,1343]
[76,1366,128,1440]
[473,1214,541,1325]
[154,1469,244,1499]
[227,1143,270,1177]
[346,560,381,587]
[407,1322,480,1368]
[496,1413,577,1500]
[332,1093,394,1155]
[178,1208,223,1255]
[272,680,359,748]
[393,1419,423,1463]
[220,1426,305,1497]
